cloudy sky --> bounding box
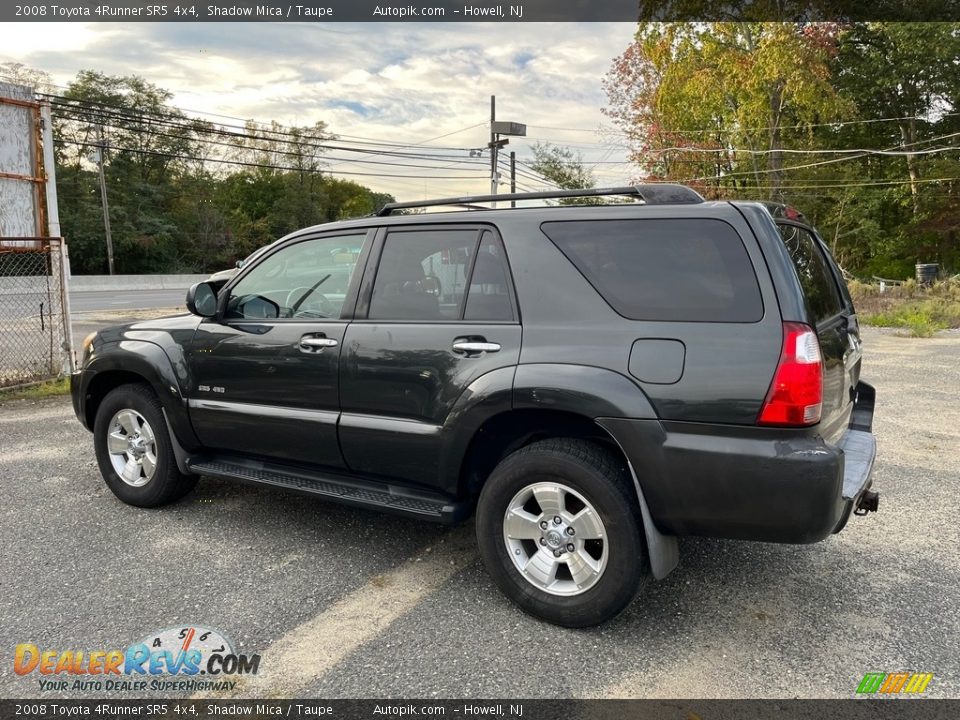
[0,22,637,200]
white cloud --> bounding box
[0,21,107,55]
[0,21,637,199]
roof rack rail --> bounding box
[376,184,704,216]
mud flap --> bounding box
[626,457,680,579]
[162,408,194,475]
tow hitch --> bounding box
[855,489,880,516]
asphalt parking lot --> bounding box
[1,327,958,699]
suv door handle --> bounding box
[452,340,501,355]
[299,335,338,352]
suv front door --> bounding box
[339,226,521,490]
[187,231,371,468]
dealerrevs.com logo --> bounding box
[14,626,260,693]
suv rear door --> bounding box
[338,225,521,490]
[775,221,861,442]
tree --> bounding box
[789,24,960,275]
[1,64,395,273]
[0,62,54,92]
[834,23,960,214]
[529,142,600,203]
[51,71,205,272]
[604,23,852,199]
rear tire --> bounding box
[476,438,647,627]
[93,383,197,507]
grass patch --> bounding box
[854,277,960,337]
[862,306,949,337]
[0,376,71,402]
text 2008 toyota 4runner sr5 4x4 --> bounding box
[71,185,879,627]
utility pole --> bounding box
[486,96,525,209]
[95,125,115,275]
[489,95,498,207]
[510,151,516,208]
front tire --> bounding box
[476,438,647,627]
[93,383,197,507]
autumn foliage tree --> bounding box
[604,22,960,277]
[603,23,851,199]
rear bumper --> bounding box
[839,429,876,501]
[597,382,878,544]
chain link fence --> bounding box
[0,238,71,388]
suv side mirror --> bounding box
[186,282,219,318]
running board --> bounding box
[187,456,469,524]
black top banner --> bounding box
[4,0,960,22]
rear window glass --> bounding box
[776,224,844,325]
[541,219,763,322]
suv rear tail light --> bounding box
[758,322,823,427]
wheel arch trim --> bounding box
[80,340,199,450]
[513,363,657,419]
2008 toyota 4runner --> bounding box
[71,185,878,627]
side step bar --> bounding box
[187,456,470,524]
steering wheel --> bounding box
[286,286,336,317]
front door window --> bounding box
[226,234,365,320]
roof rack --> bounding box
[376,184,704,217]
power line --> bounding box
[595,111,960,137]
[511,158,570,186]
[58,139,486,180]
[722,176,960,190]
[507,164,561,189]
[524,135,627,150]
[325,123,487,170]
[334,127,485,148]
[50,99,486,163]
[42,91,483,152]
[628,142,960,157]
[680,130,960,183]
[15,72,960,141]
[516,143,960,163]
[495,155,564,192]
[54,109,489,173]
[526,124,613,133]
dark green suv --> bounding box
[71,186,878,627]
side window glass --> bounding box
[541,219,763,322]
[369,230,478,320]
[464,233,514,321]
[776,224,844,325]
[225,234,365,320]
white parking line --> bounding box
[219,524,478,698]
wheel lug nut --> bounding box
[553,549,562,558]
[539,537,546,545]
[565,527,575,536]
[553,516,562,525]
[539,520,549,530]
[566,543,575,552]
